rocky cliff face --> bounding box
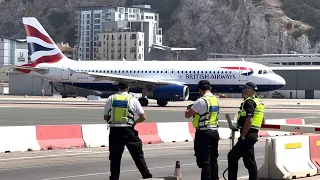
[1,0,319,60]
[164,0,320,60]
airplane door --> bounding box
[61,66,70,80]
[170,68,175,78]
[239,67,248,81]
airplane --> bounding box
[10,17,286,107]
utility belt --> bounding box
[196,125,218,131]
[108,119,135,128]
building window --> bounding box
[134,53,136,59]
[138,54,141,59]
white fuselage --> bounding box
[33,58,285,89]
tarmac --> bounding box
[0,97,318,126]
[0,140,266,180]
[1,96,320,180]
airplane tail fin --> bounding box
[22,17,70,65]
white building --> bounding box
[97,32,144,60]
[73,5,162,61]
[0,36,29,66]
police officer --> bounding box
[227,82,265,180]
[185,80,220,180]
[103,81,153,180]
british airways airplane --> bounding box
[11,17,286,107]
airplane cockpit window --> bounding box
[267,70,274,74]
[258,70,271,74]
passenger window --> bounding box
[258,70,262,74]
[263,70,267,74]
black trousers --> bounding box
[194,129,220,180]
[109,127,153,180]
[227,130,259,180]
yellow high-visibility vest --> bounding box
[192,94,220,129]
[108,93,135,126]
[237,95,265,130]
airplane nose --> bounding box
[277,75,286,86]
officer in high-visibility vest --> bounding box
[103,81,153,180]
[185,80,220,180]
[227,82,265,180]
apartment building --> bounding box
[73,5,162,61]
[97,32,144,60]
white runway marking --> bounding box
[0,145,194,161]
[39,157,264,180]
[0,142,236,161]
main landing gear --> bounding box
[138,88,168,107]
[138,97,149,106]
[138,97,168,107]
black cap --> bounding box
[117,81,129,89]
[198,80,211,90]
[242,82,258,91]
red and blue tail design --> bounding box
[18,17,66,73]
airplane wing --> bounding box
[2,65,49,74]
[72,70,185,86]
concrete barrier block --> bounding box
[268,135,317,179]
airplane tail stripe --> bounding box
[27,37,56,49]
[31,49,62,61]
[28,42,54,54]
[24,24,53,44]
[30,52,63,65]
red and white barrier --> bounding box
[0,118,308,153]
[0,126,40,153]
[258,134,320,179]
[81,124,109,148]
[36,125,86,150]
[135,123,161,144]
[309,134,320,174]
[157,122,193,143]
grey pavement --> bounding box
[0,105,318,126]
[0,140,266,180]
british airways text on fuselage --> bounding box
[185,74,237,80]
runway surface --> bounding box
[0,102,318,126]
[0,140,266,180]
